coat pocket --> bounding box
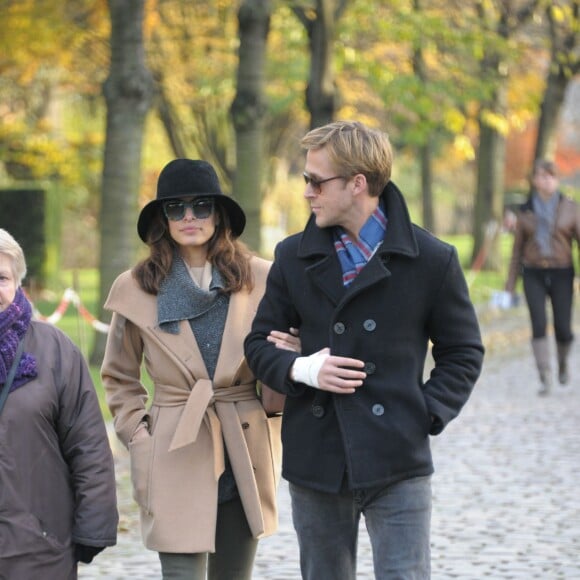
[129,434,153,511]
[0,513,75,578]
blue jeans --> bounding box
[290,475,432,580]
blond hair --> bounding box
[301,121,393,197]
[0,229,27,284]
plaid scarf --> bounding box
[333,202,387,286]
[0,287,38,391]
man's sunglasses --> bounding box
[303,172,345,193]
[163,198,214,221]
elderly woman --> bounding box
[0,229,118,578]
[101,159,297,580]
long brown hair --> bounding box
[133,203,254,295]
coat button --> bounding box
[372,404,385,416]
[312,405,325,418]
[333,322,346,335]
[241,422,250,429]
[364,361,376,375]
[363,319,376,331]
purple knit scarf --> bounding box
[0,287,38,391]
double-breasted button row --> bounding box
[333,320,377,334]
[312,402,385,418]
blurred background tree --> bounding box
[533,0,580,164]
[1,0,579,362]
[92,0,155,363]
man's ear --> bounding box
[352,173,367,195]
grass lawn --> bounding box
[29,269,109,417]
[31,233,516,420]
[449,232,515,305]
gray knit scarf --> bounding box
[532,192,559,257]
[157,254,229,378]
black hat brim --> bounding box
[137,192,246,242]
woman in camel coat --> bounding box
[101,159,297,580]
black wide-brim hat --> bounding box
[137,159,246,242]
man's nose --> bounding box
[304,185,316,199]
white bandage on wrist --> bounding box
[291,351,329,389]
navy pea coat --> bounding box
[244,182,484,492]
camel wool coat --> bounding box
[101,257,281,554]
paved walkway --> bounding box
[80,306,580,579]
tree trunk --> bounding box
[534,66,568,162]
[290,0,347,130]
[411,3,435,233]
[471,91,506,272]
[306,0,336,129]
[470,0,539,272]
[420,143,435,232]
[533,0,580,163]
[156,77,189,159]
[230,0,271,253]
[90,0,154,365]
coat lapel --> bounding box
[306,255,346,306]
[149,321,209,382]
[298,218,345,306]
[341,252,391,302]
[213,289,250,387]
[105,271,208,384]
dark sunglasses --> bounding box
[303,172,345,193]
[163,198,214,221]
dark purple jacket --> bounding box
[245,182,484,492]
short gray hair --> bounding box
[0,229,27,285]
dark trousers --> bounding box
[523,266,575,342]
[159,497,258,580]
